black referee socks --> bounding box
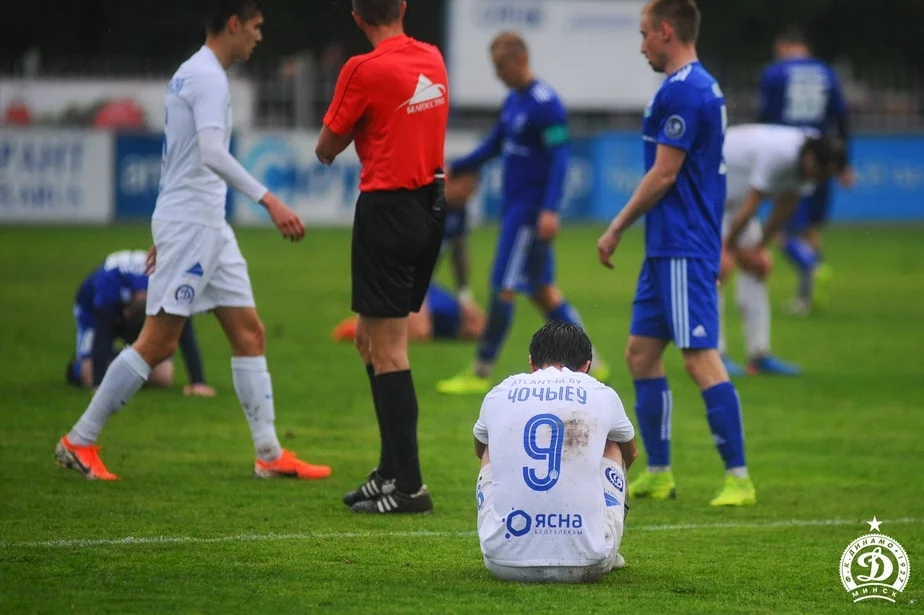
[366,364,396,480]
[374,370,423,494]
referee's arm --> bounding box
[316,57,366,165]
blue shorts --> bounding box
[786,180,832,233]
[73,303,95,361]
[491,220,554,293]
[427,284,461,339]
[630,257,719,349]
[443,208,468,242]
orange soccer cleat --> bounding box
[332,315,358,343]
[54,436,119,480]
[254,449,332,480]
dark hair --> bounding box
[529,322,593,372]
[803,135,847,173]
[646,0,701,44]
[205,0,263,35]
[352,0,403,26]
[121,296,148,343]
[776,25,808,46]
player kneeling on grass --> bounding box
[333,283,486,343]
[67,250,214,397]
[473,322,637,583]
[719,124,846,377]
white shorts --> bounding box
[147,220,255,317]
[722,213,763,250]
[476,461,625,584]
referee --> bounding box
[316,0,449,514]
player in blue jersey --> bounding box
[758,26,855,314]
[66,250,214,397]
[436,31,610,395]
[597,0,755,507]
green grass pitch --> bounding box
[0,224,921,614]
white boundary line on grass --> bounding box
[2,517,920,550]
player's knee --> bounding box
[624,342,657,379]
[147,360,175,388]
[370,346,410,373]
[239,319,266,356]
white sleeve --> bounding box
[189,72,229,132]
[197,127,268,204]
[473,387,500,445]
[605,388,636,443]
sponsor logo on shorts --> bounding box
[174,284,195,304]
[605,467,624,492]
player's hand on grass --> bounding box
[537,211,560,241]
[145,245,157,275]
[597,229,622,269]
[261,193,306,242]
[183,383,216,398]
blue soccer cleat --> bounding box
[721,354,746,378]
[747,354,802,376]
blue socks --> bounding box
[784,236,817,272]
[633,378,672,467]
[703,381,746,470]
[476,293,514,364]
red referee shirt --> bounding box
[323,34,449,192]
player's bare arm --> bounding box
[723,187,768,250]
[614,438,638,471]
[761,190,800,247]
[597,144,686,268]
[145,245,157,275]
[258,192,305,242]
[474,438,486,459]
[315,126,354,166]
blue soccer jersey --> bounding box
[758,58,847,133]
[632,62,727,349]
[642,62,727,262]
[451,80,568,292]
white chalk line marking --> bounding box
[2,517,920,550]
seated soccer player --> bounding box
[333,283,486,343]
[473,322,637,583]
[66,250,214,396]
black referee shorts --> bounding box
[351,184,445,318]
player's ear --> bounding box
[399,1,407,20]
[226,14,241,35]
[352,10,364,29]
[529,355,538,373]
[579,360,592,374]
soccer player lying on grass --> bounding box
[66,250,214,397]
[719,124,846,377]
[333,283,486,343]
[473,322,637,583]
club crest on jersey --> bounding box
[665,115,686,139]
[174,284,195,304]
[840,518,910,603]
[398,74,447,115]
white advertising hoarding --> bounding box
[233,131,485,227]
[0,129,113,223]
[447,0,661,110]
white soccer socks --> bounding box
[231,356,283,462]
[736,272,771,358]
[69,347,151,446]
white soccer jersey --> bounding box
[473,367,635,568]
[724,124,817,212]
[154,46,233,228]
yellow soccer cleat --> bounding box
[813,263,833,309]
[436,368,492,395]
[709,475,757,507]
[590,359,612,383]
[628,470,676,500]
